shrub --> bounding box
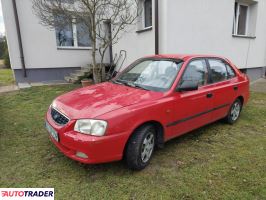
[0,40,5,59]
[3,48,10,68]
[0,38,11,68]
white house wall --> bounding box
[164,0,266,69]
[112,0,156,71]
[1,0,265,82]
[1,0,105,70]
[113,26,155,71]
[114,0,266,73]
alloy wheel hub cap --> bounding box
[141,132,155,163]
[231,102,241,121]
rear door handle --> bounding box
[206,93,213,98]
[234,86,238,91]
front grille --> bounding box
[51,107,69,125]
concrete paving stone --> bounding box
[250,78,266,93]
[0,85,19,93]
[18,82,32,89]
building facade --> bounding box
[113,0,266,81]
[1,0,266,83]
[1,0,105,83]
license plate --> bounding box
[45,121,59,142]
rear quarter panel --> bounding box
[237,75,250,105]
[227,60,250,105]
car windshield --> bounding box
[114,59,184,92]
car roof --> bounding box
[146,54,228,62]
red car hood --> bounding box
[53,82,164,119]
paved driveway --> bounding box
[250,78,266,93]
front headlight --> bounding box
[74,119,108,136]
[51,100,57,108]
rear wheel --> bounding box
[225,98,242,124]
[125,125,155,170]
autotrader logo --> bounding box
[0,188,54,200]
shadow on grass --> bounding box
[163,120,227,146]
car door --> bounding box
[167,58,214,139]
[205,58,239,122]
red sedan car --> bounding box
[45,54,249,170]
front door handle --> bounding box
[234,86,238,91]
[206,93,213,98]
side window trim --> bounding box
[204,58,212,84]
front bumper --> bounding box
[46,109,129,164]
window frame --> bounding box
[233,2,249,36]
[206,58,237,84]
[114,57,184,92]
[177,57,238,90]
[143,0,152,28]
[224,62,237,79]
[177,58,210,89]
[55,18,92,50]
[136,0,153,33]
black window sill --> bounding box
[136,27,153,34]
[232,34,256,39]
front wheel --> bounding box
[225,99,242,124]
[125,125,156,170]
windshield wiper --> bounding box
[112,79,130,85]
[111,79,124,85]
[133,84,149,91]
[116,79,149,91]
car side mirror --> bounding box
[177,80,199,92]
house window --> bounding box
[233,3,248,35]
[76,21,91,47]
[144,0,152,28]
[55,20,74,47]
[233,1,258,37]
[55,16,91,48]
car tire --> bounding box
[225,98,242,124]
[125,124,156,170]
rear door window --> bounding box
[208,59,228,83]
[225,64,236,79]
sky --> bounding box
[0,1,5,35]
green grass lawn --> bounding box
[0,68,15,86]
[0,85,265,199]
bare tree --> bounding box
[32,0,139,83]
